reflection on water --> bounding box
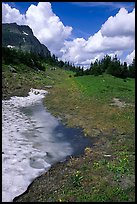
[21,102,92,165]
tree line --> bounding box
[2,47,78,71]
[2,47,135,79]
[75,55,135,78]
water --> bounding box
[2,88,92,202]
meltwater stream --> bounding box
[2,88,92,202]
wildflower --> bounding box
[85,147,92,155]
[59,198,62,202]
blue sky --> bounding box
[2,2,135,67]
[52,2,135,38]
[6,2,135,39]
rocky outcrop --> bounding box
[2,23,50,58]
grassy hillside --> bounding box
[74,74,135,103]
[45,73,134,135]
[3,63,135,202]
[2,63,55,99]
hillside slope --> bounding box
[2,23,50,57]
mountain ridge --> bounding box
[2,23,50,58]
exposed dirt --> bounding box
[110,98,134,108]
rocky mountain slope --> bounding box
[2,23,50,57]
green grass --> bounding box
[45,73,135,135]
[43,71,135,202]
[74,74,135,104]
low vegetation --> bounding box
[2,48,135,202]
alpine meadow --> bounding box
[2,2,135,202]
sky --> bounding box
[2,2,135,67]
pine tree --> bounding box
[128,58,135,78]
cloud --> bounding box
[60,38,87,63]
[2,3,26,25]
[2,3,135,67]
[101,8,135,37]
[61,7,135,65]
[125,50,135,64]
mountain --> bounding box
[2,23,50,57]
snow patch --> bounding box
[23,31,29,35]
[2,88,72,202]
[7,45,15,48]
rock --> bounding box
[104,154,111,157]
[8,65,17,73]
[50,67,56,70]
[46,76,52,79]
[110,97,126,108]
[45,85,52,88]
[34,67,41,72]
[3,23,50,58]
[13,73,17,78]
[92,128,102,137]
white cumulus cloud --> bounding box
[101,8,135,37]
[61,7,135,66]
[2,3,26,24]
[125,50,135,64]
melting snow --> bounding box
[23,31,29,35]
[7,45,15,48]
[2,88,72,202]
